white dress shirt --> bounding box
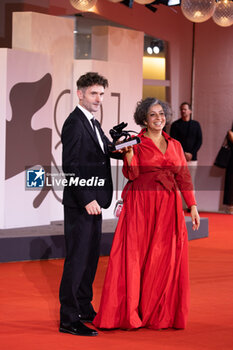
[77,104,105,153]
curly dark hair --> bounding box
[134,97,171,126]
[76,72,108,89]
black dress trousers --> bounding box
[59,205,102,323]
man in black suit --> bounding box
[59,72,118,336]
[170,102,202,164]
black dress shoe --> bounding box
[78,311,97,323]
[59,320,98,336]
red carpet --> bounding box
[0,212,232,350]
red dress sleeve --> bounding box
[174,142,197,208]
[122,145,140,181]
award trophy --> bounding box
[109,122,141,151]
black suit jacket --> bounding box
[62,106,115,209]
[170,119,202,161]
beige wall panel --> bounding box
[192,21,233,212]
[13,12,74,221]
[2,48,52,228]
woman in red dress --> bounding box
[93,98,200,330]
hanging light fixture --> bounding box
[212,0,233,27]
[70,0,97,11]
[181,0,216,23]
[134,0,155,4]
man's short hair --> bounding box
[180,102,192,110]
[76,72,108,90]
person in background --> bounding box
[223,126,233,214]
[93,97,200,331]
[170,102,202,186]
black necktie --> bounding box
[90,118,106,153]
[90,118,98,142]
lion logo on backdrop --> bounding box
[5,73,55,207]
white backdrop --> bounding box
[0,12,143,228]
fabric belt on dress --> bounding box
[140,167,177,192]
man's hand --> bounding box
[185,152,193,162]
[85,200,101,215]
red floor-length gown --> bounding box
[93,129,196,330]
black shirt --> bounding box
[170,119,202,161]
